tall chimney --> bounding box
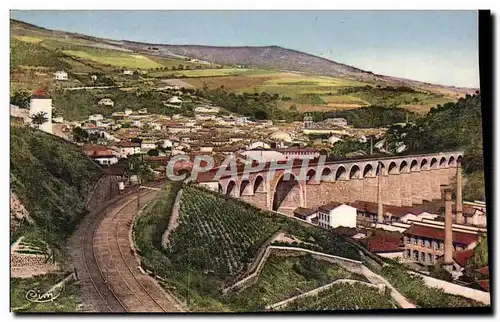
[377,162,384,223]
[443,187,454,266]
[455,162,464,224]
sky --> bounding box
[10,10,480,88]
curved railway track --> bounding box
[74,181,184,312]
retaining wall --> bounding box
[408,271,490,305]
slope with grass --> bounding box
[225,253,368,311]
[280,282,397,311]
[10,125,102,253]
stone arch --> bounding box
[320,167,333,182]
[363,164,376,178]
[448,156,456,167]
[457,155,463,165]
[420,158,429,170]
[430,157,438,169]
[306,168,317,184]
[400,160,409,173]
[253,175,265,193]
[439,157,447,167]
[410,159,419,171]
[225,180,237,197]
[335,166,347,181]
[218,183,223,194]
[388,161,398,175]
[240,178,250,196]
[349,164,361,179]
[272,172,302,211]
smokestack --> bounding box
[456,163,464,224]
[443,187,454,266]
[377,162,384,223]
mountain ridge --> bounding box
[10,18,476,95]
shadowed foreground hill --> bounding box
[10,125,102,250]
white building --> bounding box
[54,70,68,81]
[168,96,183,104]
[29,88,53,134]
[194,105,220,114]
[89,114,104,121]
[141,140,157,150]
[52,116,64,123]
[124,108,133,116]
[240,149,286,163]
[94,154,119,166]
[118,142,142,158]
[317,202,357,229]
[98,98,115,107]
[327,135,343,146]
[247,141,271,150]
[123,70,134,76]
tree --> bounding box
[30,111,48,129]
[72,126,89,143]
[147,149,159,156]
[10,89,31,108]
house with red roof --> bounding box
[82,144,118,166]
[402,222,479,267]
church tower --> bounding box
[29,87,53,134]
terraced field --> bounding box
[280,282,397,311]
[134,185,362,311]
[225,254,368,311]
[168,186,281,279]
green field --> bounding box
[226,254,368,311]
[179,72,454,113]
[62,50,163,69]
[281,282,397,311]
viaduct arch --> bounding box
[211,151,463,215]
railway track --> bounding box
[76,180,183,312]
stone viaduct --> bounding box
[214,151,464,215]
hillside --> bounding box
[10,125,102,251]
[10,19,474,114]
[118,41,475,95]
[134,185,362,311]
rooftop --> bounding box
[293,207,317,217]
[318,201,344,212]
[405,224,478,246]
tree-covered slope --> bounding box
[386,93,485,200]
[10,125,102,251]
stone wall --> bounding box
[84,175,122,212]
[408,271,490,305]
[266,279,385,310]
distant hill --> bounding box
[10,19,477,114]
[10,19,475,94]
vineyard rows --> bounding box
[167,187,281,280]
[281,282,397,311]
